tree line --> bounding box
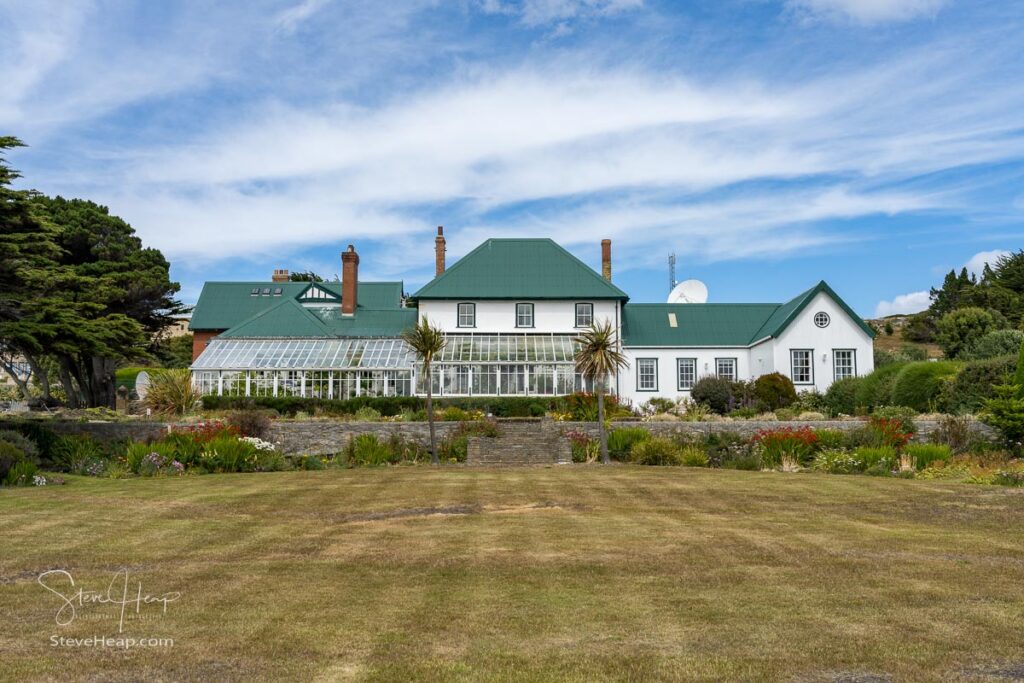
[0,137,184,408]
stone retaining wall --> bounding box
[1,417,996,456]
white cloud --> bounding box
[964,249,1010,279]
[787,0,946,25]
[274,0,332,33]
[874,291,931,317]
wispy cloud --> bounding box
[480,0,642,26]
[964,249,1011,279]
[786,0,946,25]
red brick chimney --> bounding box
[341,245,359,315]
[601,239,612,281]
[435,226,446,277]
[272,269,290,283]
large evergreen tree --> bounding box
[0,140,184,407]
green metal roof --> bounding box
[190,281,404,330]
[622,281,874,347]
[411,239,629,300]
[219,299,417,339]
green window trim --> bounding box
[637,358,658,392]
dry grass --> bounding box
[3,467,1024,682]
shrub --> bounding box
[353,406,382,422]
[145,368,200,416]
[773,408,796,421]
[4,458,38,486]
[854,446,897,472]
[607,427,650,460]
[943,354,1016,414]
[867,415,914,449]
[565,430,598,463]
[889,361,959,412]
[855,363,906,412]
[929,415,977,453]
[703,431,757,469]
[961,329,1024,361]
[812,448,862,474]
[630,437,684,466]
[679,400,712,421]
[937,307,999,358]
[904,443,952,470]
[0,420,59,468]
[200,435,260,472]
[792,390,830,414]
[824,376,864,416]
[51,435,108,473]
[294,454,326,470]
[875,346,928,367]
[753,373,797,410]
[753,426,818,469]
[691,376,734,414]
[0,440,28,483]
[797,411,826,421]
[678,444,709,467]
[225,409,275,438]
[349,434,394,466]
[814,429,846,451]
[643,397,677,415]
[728,407,759,419]
[0,430,40,464]
[982,384,1024,449]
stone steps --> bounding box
[466,419,571,466]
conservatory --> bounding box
[190,334,586,398]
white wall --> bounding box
[617,347,752,408]
[771,291,875,394]
[418,299,619,334]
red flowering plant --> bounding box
[752,426,819,470]
[564,429,598,463]
[172,420,240,443]
[867,417,913,451]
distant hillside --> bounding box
[866,315,944,359]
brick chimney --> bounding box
[601,239,612,281]
[272,269,290,283]
[341,245,359,315]
[435,226,446,277]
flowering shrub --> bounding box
[240,436,276,452]
[867,417,913,450]
[565,430,598,463]
[172,421,239,443]
[812,449,863,474]
[753,427,819,469]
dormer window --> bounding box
[575,303,593,327]
[457,303,475,328]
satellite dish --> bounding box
[667,279,708,304]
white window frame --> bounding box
[676,358,696,390]
[715,357,737,381]
[790,349,814,385]
[833,349,856,381]
[515,303,534,328]
[637,358,658,392]
[575,302,594,328]
[457,302,475,328]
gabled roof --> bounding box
[219,300,417,339]
[622,281,874,347]
[411,239,629,301]
[190,281,404,330]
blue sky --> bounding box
[2,0,1022,316]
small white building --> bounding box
[190,228,874,403]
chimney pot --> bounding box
[601,239,612,281]
[434,225,446,277]
[272,268,290,283]
[341,245,360,315]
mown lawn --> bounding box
[3,466,1024,682]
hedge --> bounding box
[890,361,960,412]
[942,354,1016,414]
[854,363,906,411]
[200,395,562,418]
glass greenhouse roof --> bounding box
[437,335,578,363]
[192,334,580,370]
[192,338,416,370]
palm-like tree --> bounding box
[574,319,629,464]
[402,316,447,465]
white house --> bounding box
[190,228,874,403]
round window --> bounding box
[814,311,830,328]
